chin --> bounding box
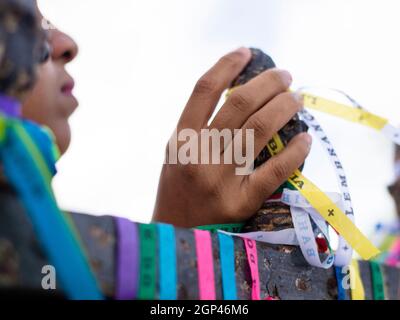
[54,122,72,156]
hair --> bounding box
[0,0,44,100]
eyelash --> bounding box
[38,41,52,64]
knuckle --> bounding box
[247,115,269,138]
[229,90,253,114]
[280,92,303,112]
[193,76,218,96]
[269,158,290,182]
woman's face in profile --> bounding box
[22,1,79,155]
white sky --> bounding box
[38,0,400,236]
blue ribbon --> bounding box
[0,119,103,300]
[21,120,58,175]
[335,266,347,300]
[157,223,177,300]
[218,232,237,300]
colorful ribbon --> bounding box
[0,94,21,117]
[22,120,59,176]
[370,261,385,300]
[335,266,347,300]
[301,92,388,130]
[138,224,157,300]
[194,229,216,300]
[217,232,237,300]
[244,238,261,300]
[0,116,102,299]
[386,238,400,267]
[267,134,380,261]
[300,109,354,267]
[115,218,139,300]
[350,260,365,300]
[158,223,177,300]
[290,205,334,269]
[196,223,244,233]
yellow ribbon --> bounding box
[267,134,380,260]
[226,84,380,260]
[301,92,388,130]
[350,260,365,300]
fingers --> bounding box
[246,133,312,204]
[241,92,303,158]
[209,69,292,131]
[177,47,252,131]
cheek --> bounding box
[22,63,72,154]
[22,64,58,123]
[23,88,71,155]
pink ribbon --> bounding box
[194,229,216,300]
[244,238,261,300]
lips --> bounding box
[61,80,75,96]
[60,77,78,116]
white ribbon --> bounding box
[282,189,339,269]
[299,108,354,266]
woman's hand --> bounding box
[152,47,312,228]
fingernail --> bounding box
[303,133,312,147]
[233,47,250,57]
[283,70,293,83]
[293,92,304,109]
[293,91,303,102]
[276,69,292,86]
[234,46,247,52]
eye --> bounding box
[38,41,52,64]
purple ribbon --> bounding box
[115,217,139,300]
[0,94,21,117]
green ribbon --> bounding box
[138,224,157,299]
[370,261,385,300]
[0,115,102,299]
[196,223,244,233]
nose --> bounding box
[49,29,79,64]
